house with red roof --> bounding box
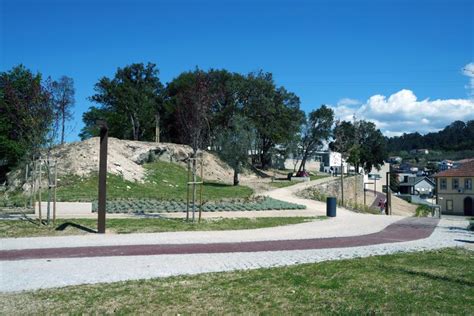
[433,160,474,216]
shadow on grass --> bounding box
[203,182,234,188]
[454,239,474,244]
[55,222,97,234]
[395,266,474,287]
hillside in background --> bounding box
[387,120,474,153]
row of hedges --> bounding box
[91,197,306,213]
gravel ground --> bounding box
[0,216,471,293]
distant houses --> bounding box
[433,160,474,216]
[397,175,435,197]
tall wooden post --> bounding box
[38,160,42,222]
[97,121,108,234]
[53,160,57,225]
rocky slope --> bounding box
[17,138,242,188]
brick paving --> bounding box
[0,217,438,261]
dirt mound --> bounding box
[390,194,417,216]
[46,138,236,184]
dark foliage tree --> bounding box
[172,69,214,156]
[386,120,474,153]
[357,120,387,172]
[164,69,244,147]
[241,71,305,169]
[0,65,53,181]
[83,63,164,141]
[297,105,334,173]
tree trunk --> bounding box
[130,114,140,141]
[155,113,160,143]
[298,150,309,173]
[233,168,239,186]
[61,111,65,145]
[260,139,273,169]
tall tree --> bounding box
[0,65,53,181]
[241,71,304,169]
[50,76,75,144]
[357,120,387,172]
[172,69,214,156]
[216,115,255,185]
[297,105,334,173]
[330,120,356,206]
[85,62,164,141]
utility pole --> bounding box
[97,120,108,234]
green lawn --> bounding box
[1,248,472,314]
[2,161,253,206]
[0,216,321,238]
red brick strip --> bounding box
[0,217,439,261]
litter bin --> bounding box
[326,197,337,217]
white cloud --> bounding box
[463,62,474,97]
[336,98,360,107]
[330,89,474,136]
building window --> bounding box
[440,178,447,190]
[446,200,453,212]
[465,178,473,190]
[452,178,459,190]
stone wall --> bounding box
[300,175,366,205]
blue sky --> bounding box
[1,0,473,141]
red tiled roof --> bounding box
[433,160,474,177]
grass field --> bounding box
[1,161,253,206]
[0,217,321,238]
[1,248,472,314]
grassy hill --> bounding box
[55,160,253,202]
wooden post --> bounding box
[53,160,57,225]
[24,164,29,209]
[97,121,108,234]
[199,158,203,222]
[192,158,197,222]
[186,159,190,221]
[38,160,42,223]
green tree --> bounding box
[82,62,164,141]
[49,76,75,144]
[0,65,53,181]
[216,115,255,185]
[330,120,356,206]
[241,71,304,169]
[297,105,334,173]
[167,69,214,155]
[357,120,387,173]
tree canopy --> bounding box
[0,65,54,181]
[386,120,474,152]
[81,62,164,141]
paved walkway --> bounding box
[1,178,472,293]
[0,217,438,261]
